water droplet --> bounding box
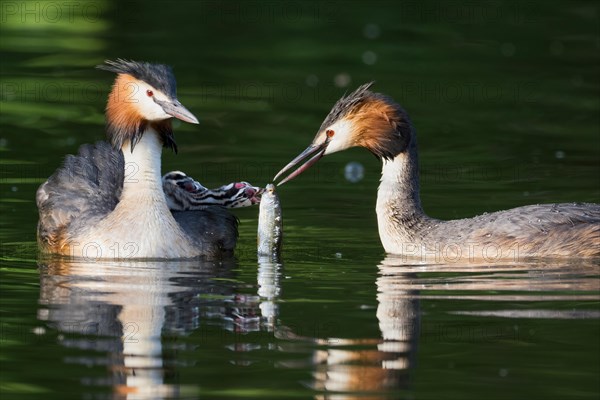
[335,252,342,258]
[363,23,381,39]
[334,73,351,88]
[555,150,565,159]
[499,368,508,377]
[11,186,17,192]
[344,161,365,183]
[362,50,377,65]
[32,327,46,335]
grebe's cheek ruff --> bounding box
[273,82,600,260]
[124,79,176,121]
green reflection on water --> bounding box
[1,0,599,399]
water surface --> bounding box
[1,1,599,399]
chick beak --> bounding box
[155,98,199,124]
[273,140,329,186]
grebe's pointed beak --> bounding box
[155,98,199,124]
[273,140,329,186]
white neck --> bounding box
[376,143,430,251]
[121,129,166,203]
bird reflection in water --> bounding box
[36,253,421,398]
[258,254,421,397]
[36,254,597,398]
[282,255,421,398]
[274,256,599,399]
[37,257,251,398]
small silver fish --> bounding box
[257,184,283,259]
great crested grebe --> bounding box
[37,59,239,259]
[275,83,600,261]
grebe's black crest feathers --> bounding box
[319,82,375,131]
[97,59,177,98]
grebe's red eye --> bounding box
[326,129,335,138]
[146,90,153,97]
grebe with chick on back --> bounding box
[274,83,600,261]
[37,59,253,259]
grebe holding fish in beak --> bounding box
[274,83,600,261]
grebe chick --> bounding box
[274,83,600,261]
[37,59,238,259]
[162,171,261,210]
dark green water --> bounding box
[1,1,599,399]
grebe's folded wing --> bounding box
[434,203,600,258]
[36,141,124,249]
[172,208,239,258]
